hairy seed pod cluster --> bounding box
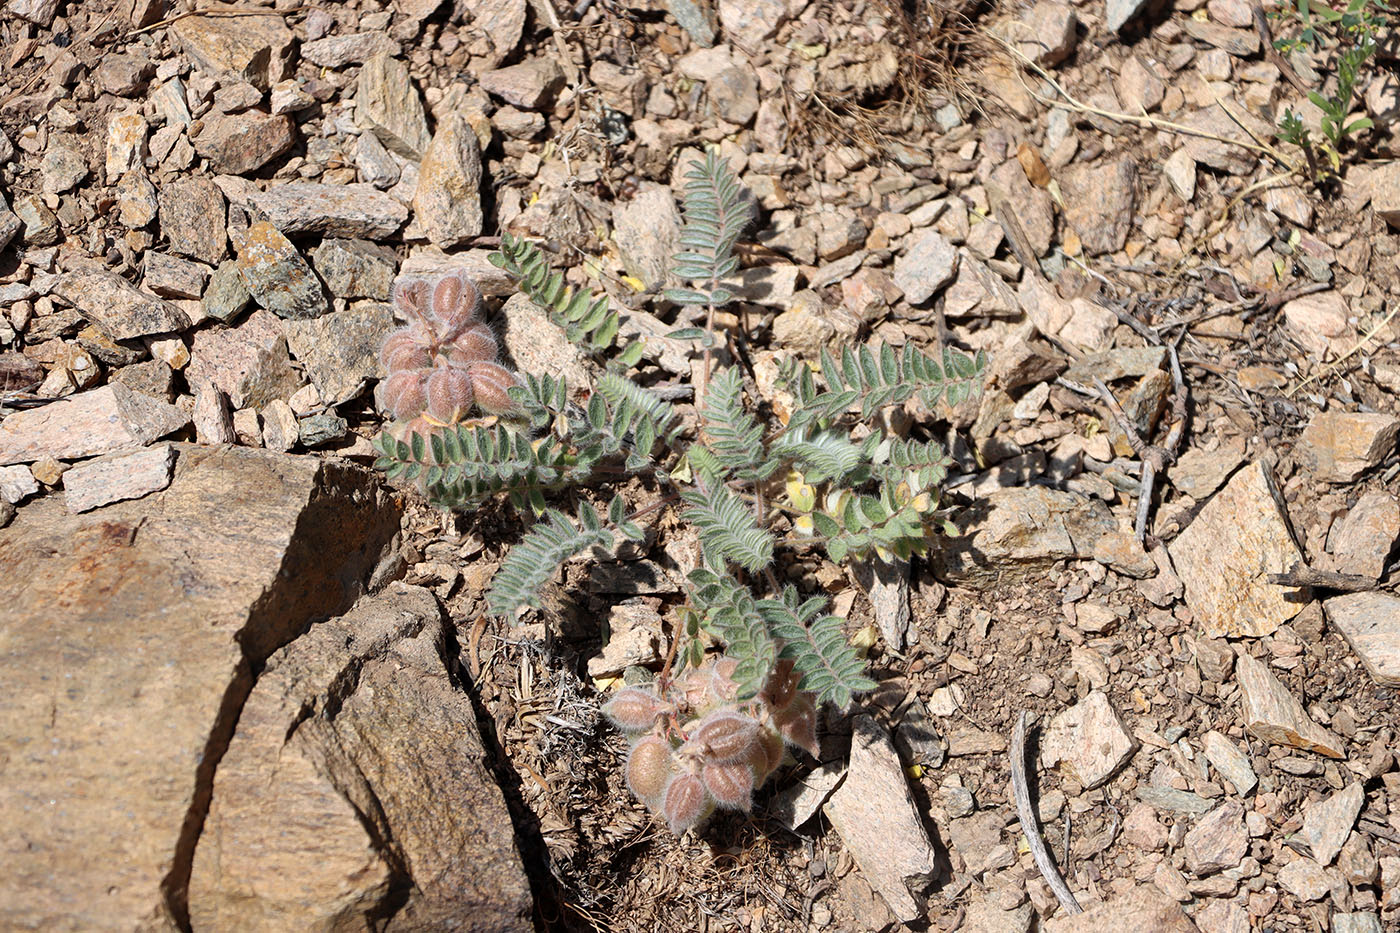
[606,654,824,834]
[378,271,517,423]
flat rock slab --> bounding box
[245,182,408,240]
[1043,886,1198,931]
[1184,800,1248,875]
[0,445,400,930]
[284,301,394,405]
[1296,411,1400,482]
[52,269,190,340]
[188,584,532,930]
[1301,783,1365,866]
[1168,460,1305,638]
[64,443,176,513]
[823,715,940,923]
[1040,689,1137,789]
[1324,592,1400,686]
[933,486,1115,588]
[1236,650,1344,758]
[0,383,188,465]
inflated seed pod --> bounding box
[432,271,482,337]
[445,323,499,366]
[626,735,674,807]
[465,360,519,414]
[382,369,429,420]
[690,711,760,765]
[773,692,819,758]
[708,657,741,704]
[379,327,424,370]
[702,760,754,811]
[662,772,709,834]
[425,366,474,424]
[604,686,667,733]
[749,727,784,782]
[393,276,432,323]
[760,658,801,712]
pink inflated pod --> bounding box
[604,686,668,733]
[379,327,424,370]
[661,772,709,834]
[689,711,760,765]
[626,735,674,808]
[447,323,499,365]
[750,728,784,782]
[701,760,755,811]
[431,271,483,339]
[381,335,432,375]
[425,366,475,424]
[708,657,741,704]
[773,692,819,758]
[465,360,519,415]
[382,369,430,421]
[393,276,433,327]
[760,658,801,712]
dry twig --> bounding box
[1009,712,1081,915]
[1267,561,1381,592]
[1093,345,1189,543]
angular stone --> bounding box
[310,238,398,301]
[187,309,302,410]
[0,383,188,466]
[933,487,1115,587]
[1042,887,1197,932]
[479,57,565,110]
[1201,730,1257,795]
[353,130,400,189]
[1040,690,1137,789]
[1106,0,1151,31]
[666,0,718,46]
[1184,801,1248,875]
[261,399,300,452]
[1324,592,1400,687]
[40,146,88,194]
[1301,783,1365,866]
[824,715,940,923]
[718,0,787,45]
[613,182,682,292]
[1332,913,1383,933]
[0,195,20,253]
[707,62,760,125]
[235,221,328,320]
[894,229,958,304]
[1063,157,1137,256]
[116,170,159,228]
[300,32,398,68]
[1168,461,1305,639]
[192,110,296,174]
[1183,18,1260,55]
[412,113,485,248]
[63,444,176,513]
[1282,291,1354,359]
[143,252,209,300]
[1277,858,1331,900]
[296,413,347,447]
[463,0,527,62]
[13,193,60,246]
[52,270,191,340]
[1296,411,1400,483]
[357,52,431,159]
[0,464,39,504]
[500,293,590,388]
[1235,650,1344,758]
[284,302,393,405]
[6,0,59,26]
[1328,491,1400,579]
[1116,54,1165,113]
[170,4,295,90]
[188,584,531,929]
[192,380,235,444]
[159,175,227,265]
[204,260,251,322]
[0,445,400,930]
[105,111,147,180]
[1183,107,1264,175]
[269,79,315,115]
[245,183,408,240]
[1018,2,1078,67]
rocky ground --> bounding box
[1,0,1399,930]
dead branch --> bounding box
[1009,711,1082,916]
[1267,561,1380,592]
